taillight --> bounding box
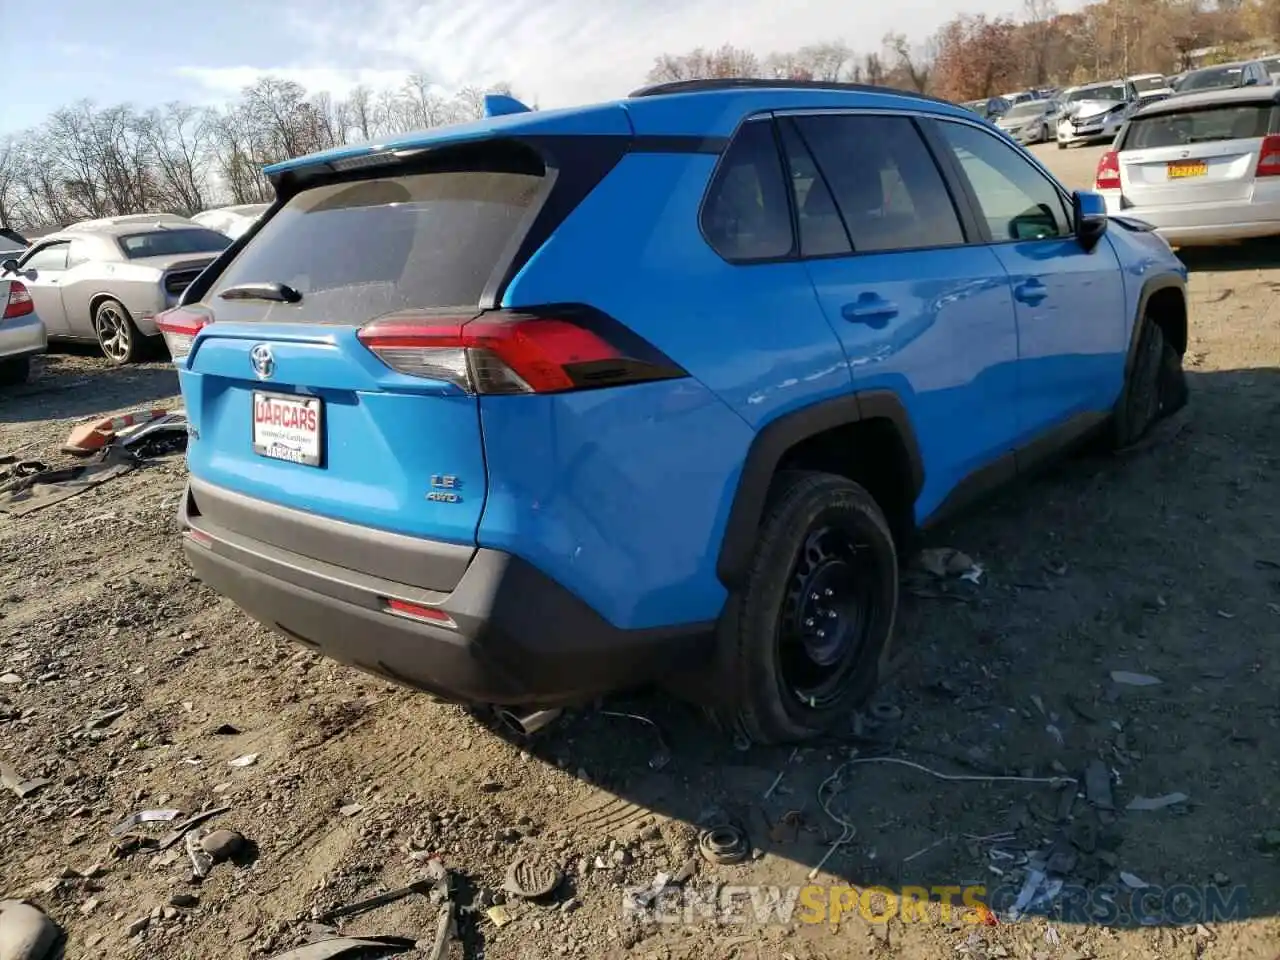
[155,306,212,362]
[1095,150,1121,191]
[2,281,32,320]
[1256,135,1280,177]
[356,305,688,395]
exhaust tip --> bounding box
[496,707,563,737]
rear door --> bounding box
[15,241,71,336]
[1117,100,1275,207]
[928,116,1127,444]
[781,112,1022,519]
[179,150,553,548]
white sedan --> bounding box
[1093,86,1280,246]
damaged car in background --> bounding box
[995,97,1060,144]
[1056,79,1139,148]
[1,214,230,365]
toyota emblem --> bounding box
[250,344,275,380]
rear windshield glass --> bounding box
[208,169,542,322]
[1123,104,1273,149]
[1131,76,1168,93]
[119,229,232,259]
[1178,67,1242,92]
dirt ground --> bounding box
[2,146,1279,960]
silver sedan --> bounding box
[1,214,231,364]
[1096,86,1280,245]
[0,275,46,386]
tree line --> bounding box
[649,0,1279,103]
[3,0,1276,232]
[0,78,511,231]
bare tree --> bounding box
[646,45,761,83]
[884,33,932,92]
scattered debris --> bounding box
[1110,671,1162,687]
[228,753,259,768]
[315,880,433,924]
[126,916,150,938]
[84,707,127,730]
[0,900,60,960]
[1120,872,1150,889]
[1084,760,1114,810]
[698,824,749,866]
[157,805,234,851]
[485,906,512,927]
[338,804,364,818]
[1257,829,1280,853]
[211,723,241,736]
[1126,793,1189,811]
[169,893,199,908]
[599,710,672,771]
[109,809,182,837]
[869,703,903,724]
[0,762,50,800]
[0,449,138,517]
[0,674,20,685]
[763,747,800,800]
[503,855,563,899]
[186,832,213,880]
[200,829,245,861]
[917,547,982,582]
[267,936,416,960]
[62,408,170,457]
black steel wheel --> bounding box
[712,471,898,745]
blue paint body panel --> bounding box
[177,82,1188,647]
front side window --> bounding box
[21,242,70,272]
[936,120,1070,242]
[789,114,965,254]
[701,119,795,262]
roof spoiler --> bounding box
[484,94,533,117]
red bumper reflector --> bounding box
[384,598,456,628]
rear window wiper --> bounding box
[218,281,303,304]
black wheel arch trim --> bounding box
[716,390,924,590]
[1125,273,1187,376]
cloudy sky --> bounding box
[6,0,1066,133]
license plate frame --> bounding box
[252,391,324,467]
[1167,160,1208,180]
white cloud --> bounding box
[178,0,1075,109]
[176,65,414,100]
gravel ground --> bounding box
[1,149,1278,960]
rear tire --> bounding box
[1112,317,1184,448]
[712,471,898,745]
[0,355,30,386]
[94,298,145,366]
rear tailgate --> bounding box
[1119,101,1275,205]
[172,145,555,575]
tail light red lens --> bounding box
[2,280,33,320]
[1256,135,1280,177]
[1095,150,1121,191]
[155,306,212,362]
[356,305,688,395]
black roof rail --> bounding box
[627,77,959,108]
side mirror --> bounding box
[1073,190,1108,251]
[0,258,18,275]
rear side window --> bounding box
[777,120,850,257]
[790,114,965,253]
[1123,105,1275,149]
[209,167,544,321]
[22,242,69,272]
[701,119,795,262]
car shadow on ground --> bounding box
[479,365,1279,936]
[1179,237,1280,273]
[0,350,180,425]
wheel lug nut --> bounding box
[804,618,815,628]
[816,630,826,639]
[827,610,837,619]
[809,592,820,601]
[823,588,834,597]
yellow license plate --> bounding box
[1167,160,1208,179]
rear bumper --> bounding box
[0,313,46,360]
[1102,193,1280,245]
[179,481,714,706]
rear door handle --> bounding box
[1014,279,1048,305]
[842,297,899,326]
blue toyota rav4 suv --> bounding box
[161,80,1188,745]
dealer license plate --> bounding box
[252,392,323,466]
[1167,160,1208,179]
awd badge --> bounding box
[426,474,461,503]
